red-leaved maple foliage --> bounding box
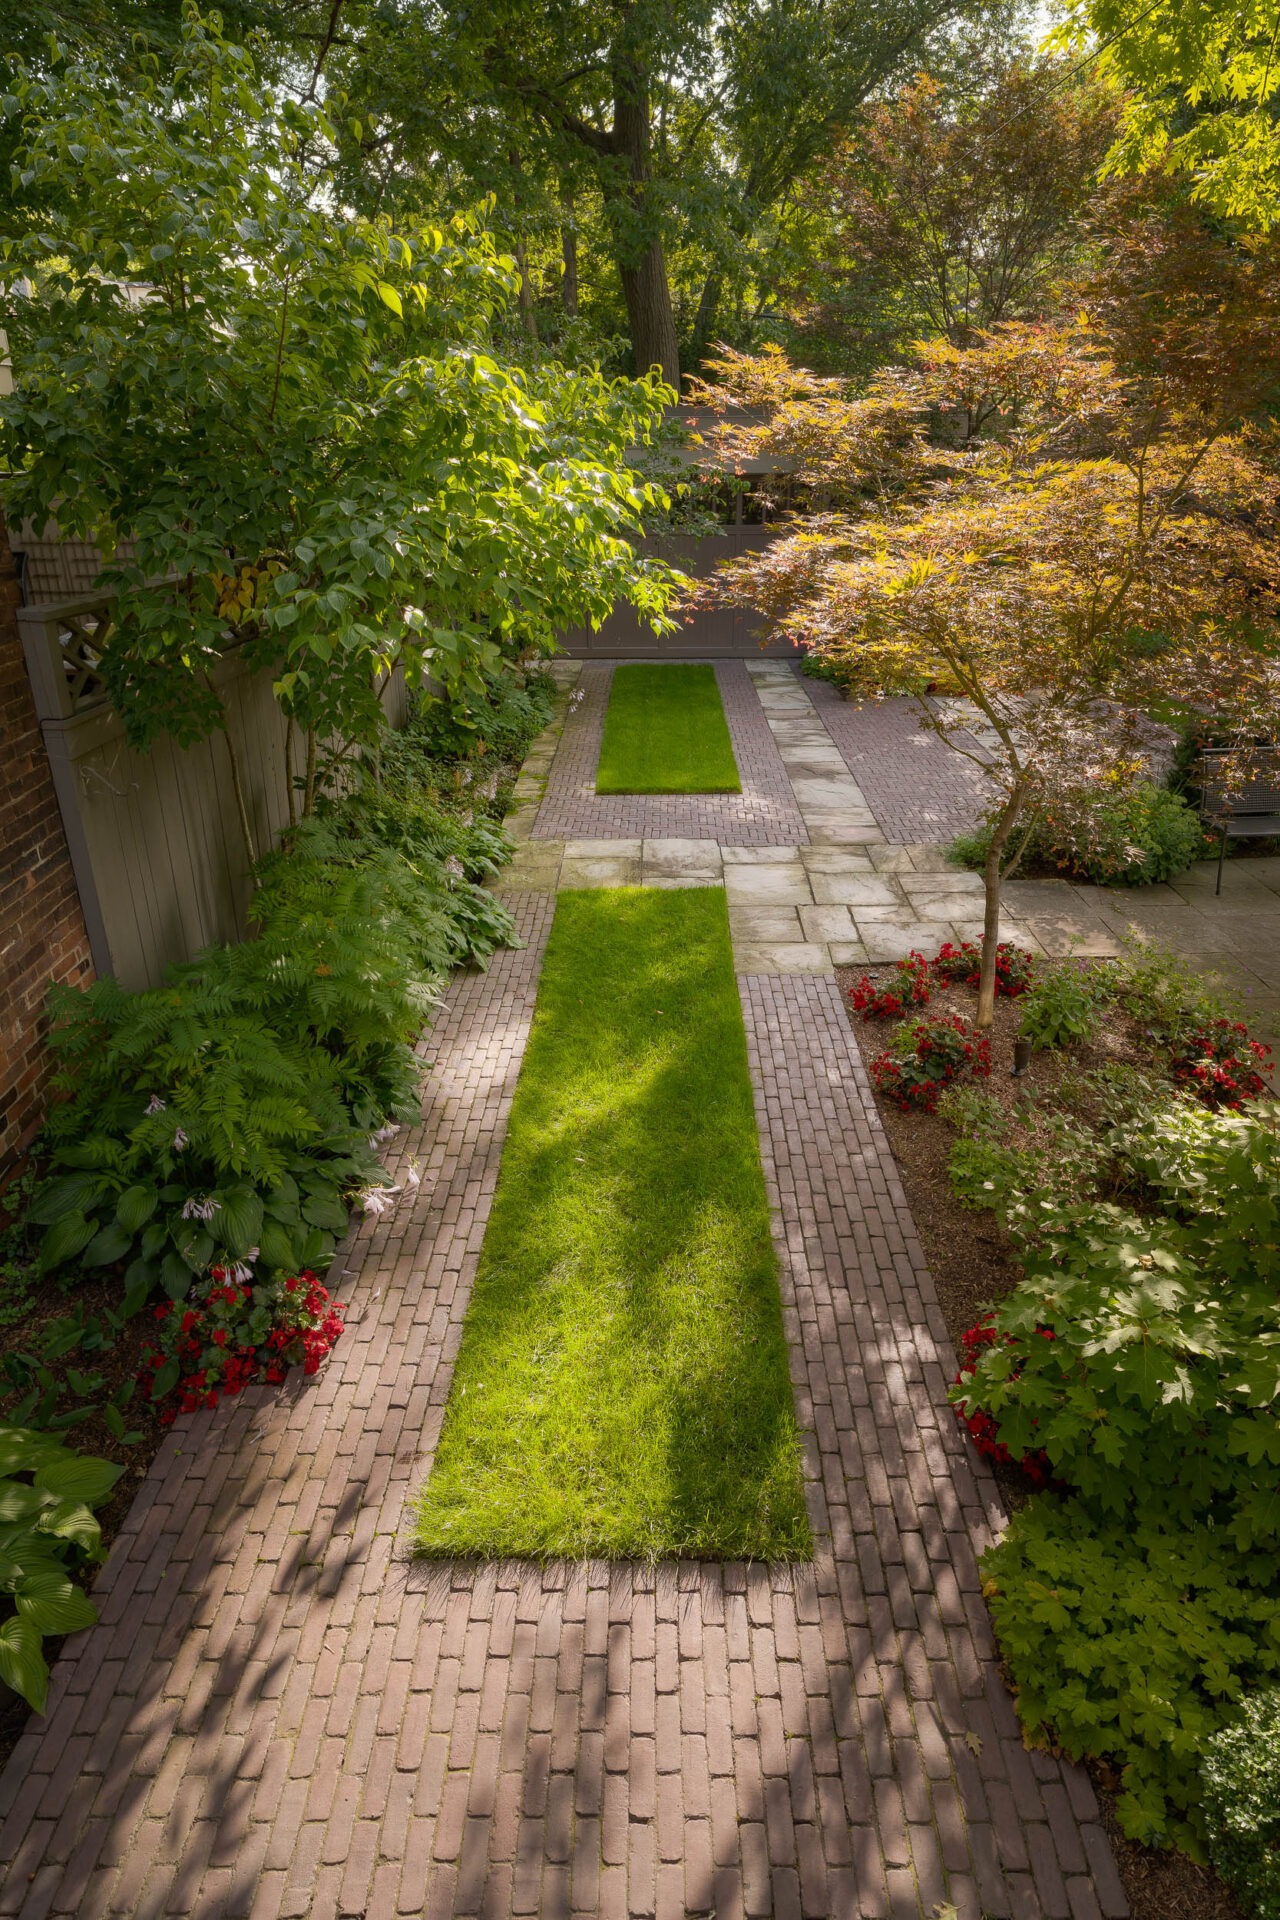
[688,189,1280,1025]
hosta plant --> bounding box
[0,1424,122,1712]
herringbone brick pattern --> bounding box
[802,685,987,846]
[0,888,1126,1919]
[532,662,807,847]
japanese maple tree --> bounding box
[693,194,1280,1024]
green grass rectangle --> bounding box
[413,887,810,1561]
[595,663,742,794]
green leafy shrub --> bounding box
[399,670,555,765]
[1201,1688,1280,1918]
[1018,963,1115,1049]
[0,1424,122,1711]
[871,1014,991,1111]
[26,790,515,1307]
[948,782,1205,886]
[983,1500,1280,1850]
[961,1201,1280,1547]
[948,1135,1040,1211]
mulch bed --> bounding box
[835,962,1244,1920]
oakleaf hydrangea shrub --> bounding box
[983,1501,1280,1850]
[138,1268,344,1421]
[0,1424,122,1712]
[1200,1688,1280,1918]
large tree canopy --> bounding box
[231,0,1004,383]
[1058,0,1280,227]
[0,10,679,850]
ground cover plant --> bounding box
[1,673,552,1449]
[413,887,809,1560]
[0,1425,122,1714]
[841,941,1278,1904]
[595,663,741,795]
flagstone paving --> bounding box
[13,655,1280,1918]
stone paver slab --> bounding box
[860,920,959,961]
[731,941,833,973]
[723,865,813,905]
[559,856,643,887]
[809,874,902,907]
[728,907,806,941]
[1020,914,1121,958]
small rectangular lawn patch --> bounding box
[413,887,810,1561]
[595,662,741,793]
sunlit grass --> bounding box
[412,887,810,1560]
[595,663,741,793]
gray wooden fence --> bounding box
[559,526,800,659]
[18,591,407,992]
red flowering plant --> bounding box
[952,1317,1055,1488]
[138,1267,344,1422]
[1172,1018,1273,1111]
[848,949,932,1019]
[930,939,1036,998]
[870,1013,992,1111]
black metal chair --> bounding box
[1200,749,1280,895]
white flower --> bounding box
[228,1261,255,1284]
[172,1128,189,1151]
[361,1186,399,1216]
[368,1124,401,1148]
[405,1163,421,1190]
[145,1094,166,1115]
[181,1196,221,1222]
[444,855,465,887]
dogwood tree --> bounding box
[0,10,679,860]
[693,198,1280,1024]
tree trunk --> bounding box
[608,46,680,388]
[618,243,680,386]
[515,241,538,340]
[977,789,1023,1028]
[691,266,723,369]
[560,190,579,315]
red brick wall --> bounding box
[0,522,94,1168]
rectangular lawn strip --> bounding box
[595,661,742,793]
[413,887,810,1560]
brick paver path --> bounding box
[532,662,807,847]
[0,668,1133,1919]
[802,685,987,847]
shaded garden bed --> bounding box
[837,958,1250,1920]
